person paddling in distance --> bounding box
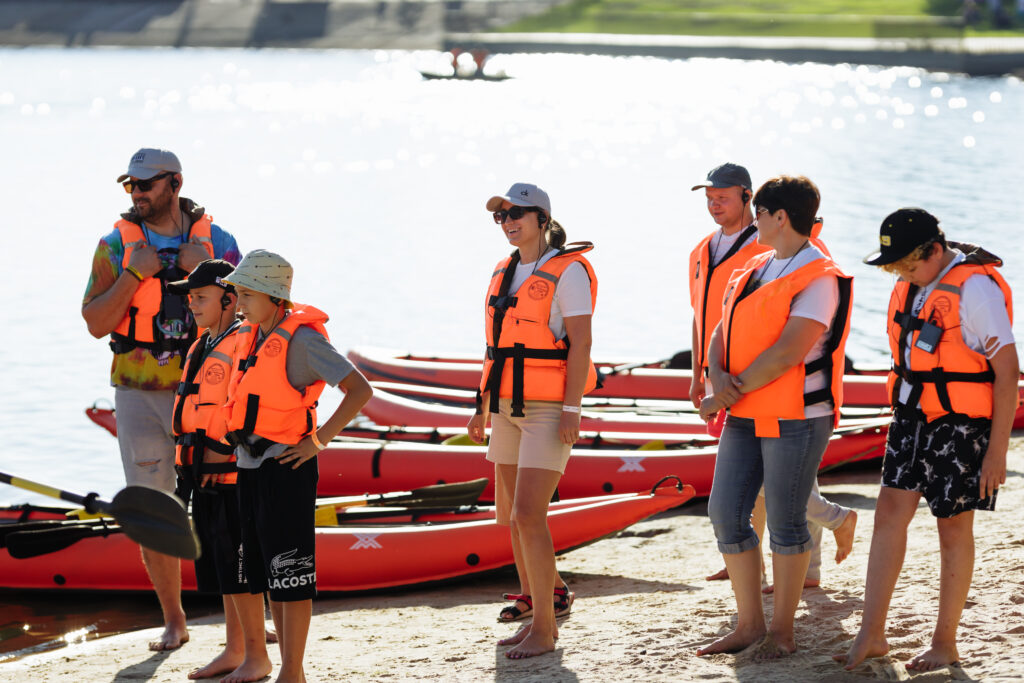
[167,259,273,683]
[466,183,598,659]
[222,250,372,683]
[696,175,853,660]
[81,148,241,651]
[689,164,857,591]
[836,209,1018,673]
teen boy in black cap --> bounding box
[837,208,1019,672]
[168,260,272,682]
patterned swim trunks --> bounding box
[881,407,997,518]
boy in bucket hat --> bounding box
[167,259,272,681]
[222,250,372,683]
[837,208,1019,672]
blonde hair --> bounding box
[880,239,941,274]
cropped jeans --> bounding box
[708,414,834,556]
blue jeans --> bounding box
[708,414,834,556]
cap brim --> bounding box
[485,194,536,212]
[115,168,164,183]
[166,279,191,295]
[863,251,895,266]
[221,273,291,302]
[691,181,746,191]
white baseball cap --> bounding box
[485,183,552,215]
[116,148,182,183]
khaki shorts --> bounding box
[486,399,572,473]
[115,386,177,494]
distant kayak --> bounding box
[419,71,511,82]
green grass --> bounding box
[504,0,1024,38]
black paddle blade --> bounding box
[6,525,120,559]
[109,486,200,560]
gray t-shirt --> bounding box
[235,325,354,469]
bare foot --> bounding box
[696,625,766,656]
[149,622,189,651]
[907,643,960,672]
[705,567,729,581]
[762,577,819,594]
[265,627,278,644]
[833,510,858,564]
[221,654,274,683]
[498,624,531,647]
[187,649,242,679]
[752,632,796,662]
[833,631,890,670]
[505,629,556,659]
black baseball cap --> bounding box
[691,162,752,191]
[863,208,940,266]
[167,259,236,295]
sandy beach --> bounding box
[4,440,1023,682]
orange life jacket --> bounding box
[689,219,830,374]
[172,320,241,483]
[224,305,329,446]
[886,244,1014,422]
[479,243,598,417]
[721,252,852,437]
[110,215,215,357]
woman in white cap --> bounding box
[221,249,372,682]
[467,183,598,658]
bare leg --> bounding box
[907,511,974,672]
[834,487,919,670]
[141,547,189,651]
[188,596,243,679]
[221,592,274,683]
[505,467,562,659]
[755,550,810,660]
[696,547,766,655]
[833,510,858,564]
[270,598,311,683]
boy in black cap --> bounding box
[168,260,272,682]
[837,208,1019,672]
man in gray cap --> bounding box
[81,147,241,651]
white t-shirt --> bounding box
[709,227,757,267]
[751,244,840,418]
[508,249,593,341]
[897,249,1015,406]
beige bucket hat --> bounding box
[222,249,293,301]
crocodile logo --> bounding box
[270,548,314,577]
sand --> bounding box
[4,440,1024,682]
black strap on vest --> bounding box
[486,344,570,417]
[801,275,853,408]
[171,331,210,436]
[889,283,993,413]
[175,428,237,478]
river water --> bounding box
[0,47,1022,659]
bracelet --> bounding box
[125,266,144,282]
[561,405,581,414]
[308,431,327,451]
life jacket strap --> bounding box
[486,344,570,417]
[892,363,995,414]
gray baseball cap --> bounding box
[486,183,552,215]
[116,148,182,183]
[691,162,752,191]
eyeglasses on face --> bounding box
[492,205,538,224]
[123,171,174,194]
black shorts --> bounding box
[176,468,248,595]
[237,455,318,602]
[881,407,997,518]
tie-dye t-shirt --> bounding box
[83,202,241,390]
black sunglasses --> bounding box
[123,171,174,194]
[492,206,538,224]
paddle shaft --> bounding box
[0,472,107,514]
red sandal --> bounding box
[554,583,575,618]
[498,593,533,622]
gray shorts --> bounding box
[114,386,176,494]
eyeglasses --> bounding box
[123,171,174,194]
[492,206,537,224]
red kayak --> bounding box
[83,406,887,499]
[348,346,1024,426]
[0,483,694,592]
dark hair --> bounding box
[546,218,567,249]
[752,175,820,236]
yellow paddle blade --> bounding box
[441,434,480,446]
[64,508,111,521]
[314,505,338,527]
[637,440,666,451]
